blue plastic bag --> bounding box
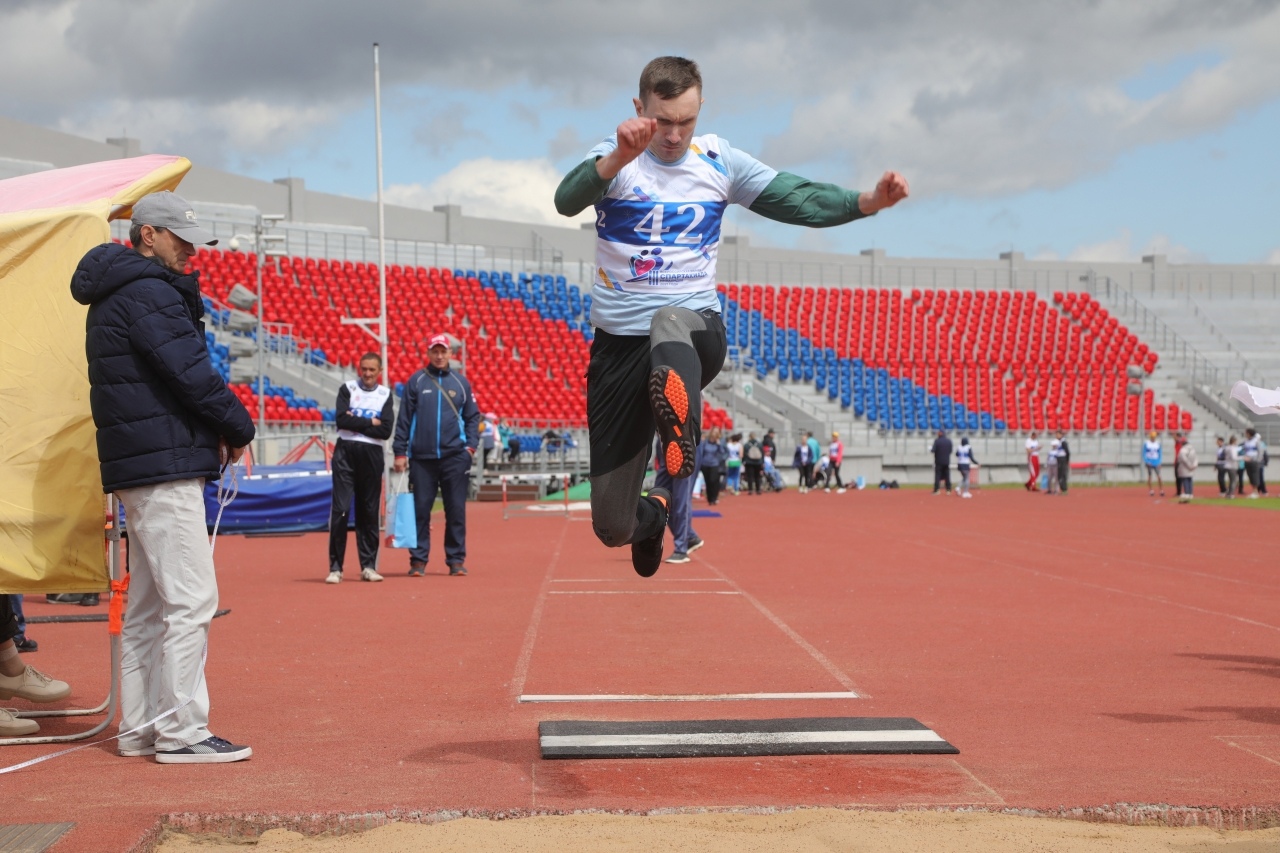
[389,477,417,549]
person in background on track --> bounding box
[0,595,71,737]
[393,334,482,577]
[794,435,814,493]
[654,436,704,565]
[1214,436,1229,496]
[326,352,394,585]
[480,412,499,469]
[1223,435,1240,498]
[1045,438,1061,495]
[825,432,845,493]
[955,437,978,498]
[742,432,765,495]
[805,431,822,488]
[761,428,777,464]
[1175,437,1198,503]
[7,596,35,653]
[1055,429,1071,494]
[1258,434,1269,496]
[724,433,744,495]
[1242,428,1262,498]
[1142,430,1164,497]
[554,55,907,577]
[1025,431,1041,491]
[1172,431,1187,498]
[695,426,727,505]
[930,429,953,495]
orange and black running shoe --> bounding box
[648,365,696,477]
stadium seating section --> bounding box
[186,248,1189,435]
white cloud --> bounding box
[384,157,591,227]
[1062,229,1208,264]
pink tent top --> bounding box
[0,154,186,216]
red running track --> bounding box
[5,486,1280,849]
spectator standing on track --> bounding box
[695,426,726,505]
[1223,435,1240,498]
[825,432,845,492]
[1258,435,1269,496]
[742,432,765,495]
[554,55,907,577]
[1025,431,1041,491]
[8,596,35,653]
[725,433,744,494]
[805,432,822,487]
[480,412,499,469]
[1045,439,1061,495]
[1142,431,1164,497]
[72,191,254,763]
[1243,428,1262,498]
[761,428,777,463]
[1055,430,1071,494]
[654,437,703,564]
[393,334,481,577]
[1214,436,1229,496]
[0,594,71,737]
[955,437,978,498]
[1175,438,1198,503]
[930,429,953,495]
[794,436,814,493]
[326,352,394,585]
[1172,431,1187,497]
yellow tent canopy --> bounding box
[0,155,191,593]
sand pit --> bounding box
[156,810,1280,852]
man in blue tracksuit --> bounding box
[393,334,482,576]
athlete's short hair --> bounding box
[639,56,702,102]
[359,352,382,366]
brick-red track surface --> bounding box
[7,487,1280,850]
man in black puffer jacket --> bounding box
[70,191,255,765]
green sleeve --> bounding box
[747,171,870,228]
[554,158,611,217]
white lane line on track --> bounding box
[520,692,860,703]
[510,521,570,701]
[914,539,1280,633]
[695,556,867,698]
[551,578,727,583]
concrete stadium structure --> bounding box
[5,116,1277,486]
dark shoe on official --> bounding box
[648,366,696,478]
[154,734,252,764]
[448,565,468,576]
[408,562,426,577]
[687,537,705,554]
[665,552,690,564]
[13,636,37,653]
[78,593,100,607]
[45,593,83,604]
[631,488,670,578]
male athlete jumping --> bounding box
[555,56,908,577]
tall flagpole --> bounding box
[373,42,388,380]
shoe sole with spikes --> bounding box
[649,366,696,478]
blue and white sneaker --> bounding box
[155,735,252,764]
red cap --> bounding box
[427,334,450,350]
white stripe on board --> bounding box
[548,590,740,595]
[520,692,859,702]
[542,730,943,748]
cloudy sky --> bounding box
[3,0,1278,264]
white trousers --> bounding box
[116,479,217,751]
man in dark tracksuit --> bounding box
[326,353,395,584]
[1055,430,1071,494]
[393,335,481,576]
[930,430,953,494]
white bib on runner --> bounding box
[337,381,391,446]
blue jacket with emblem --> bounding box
[70,243,256,493]
[393,365,482,459]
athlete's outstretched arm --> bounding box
[749,170,909,227]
